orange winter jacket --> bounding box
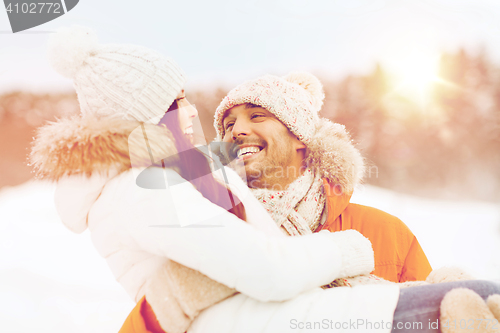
[120,297,163,333]
[316,179,432,282]
[119,180,432,333]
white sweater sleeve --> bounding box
[101,168,374,302]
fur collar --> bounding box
[30,115,179,181]
[305,118,365,194]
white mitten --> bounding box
[440,288,498,333]
[426,267,474,284]
[487,294,500,321]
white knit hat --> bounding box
[47,26,186,124]
[214,72,325,144]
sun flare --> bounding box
[389,49,440,105]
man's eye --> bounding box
[251,114,264,119]
[225,123,234,130]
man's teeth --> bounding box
[237,146,261,158]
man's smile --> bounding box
[236,145,263,160]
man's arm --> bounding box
[322,202,432,282]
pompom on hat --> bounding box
[47,25,186,124]
[214,72,325,144]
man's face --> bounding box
[222,104,306,189]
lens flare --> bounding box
[389,49,440,106]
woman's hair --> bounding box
[158,100,246,221]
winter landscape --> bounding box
[2,1,500,332]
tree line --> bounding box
[1,49,498,201]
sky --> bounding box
[1,0,500,93]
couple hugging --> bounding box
[31,26,500,333]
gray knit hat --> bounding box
[47,26,186,124]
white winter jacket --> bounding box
[31,115,400,332]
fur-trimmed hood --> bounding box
[305,118,365,194]
[30,115,179,181]
[30,115,180,234]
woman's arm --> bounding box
[100,168,374,302]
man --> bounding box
[120,72,432,332]
[213,72,432,283]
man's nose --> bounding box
[231,119,251,140]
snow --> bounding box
[1,180,499,332]
[351,185,500,280]
[0,181,134,333]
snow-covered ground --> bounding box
[351,184,500,280]
[1,180,499,332]
[0,181,134,333]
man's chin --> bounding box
[245,166,275,189]
[243,160,262,176]
[247,177,265,189]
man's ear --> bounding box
[294,140,308,163]
[294,139,306,152]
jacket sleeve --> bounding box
[100,168,375,302]
[400,236,432,282]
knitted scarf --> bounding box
[251,168,387,287]
[251,168,326,236]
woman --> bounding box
[32,26,500,333]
